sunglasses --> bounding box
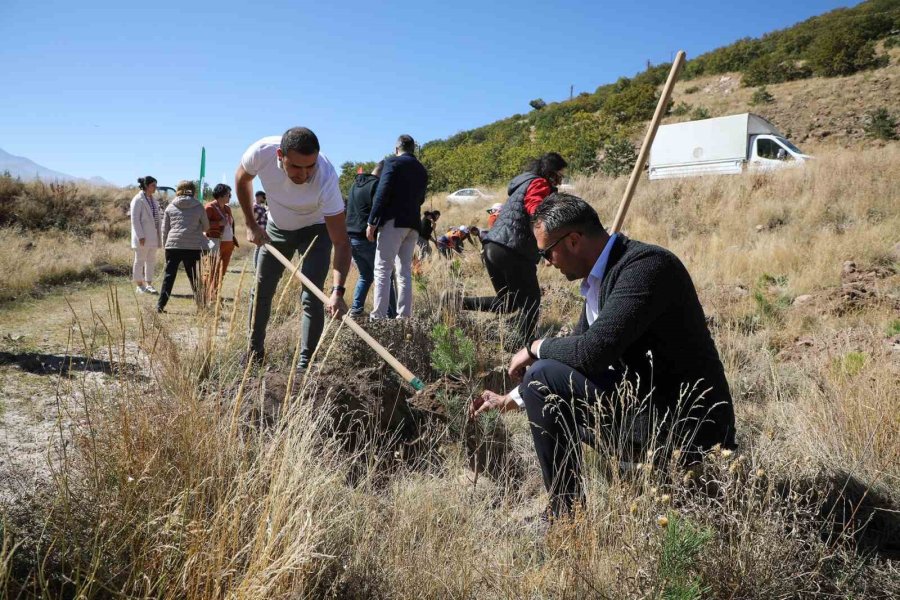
[538,231,574,261]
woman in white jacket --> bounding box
[130,175,162,294]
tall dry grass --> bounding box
[1,146,899,597]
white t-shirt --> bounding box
[240,136,345,231]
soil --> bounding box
[224,317,525,486]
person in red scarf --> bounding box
[204,183,239,303]
[458,152,567,342]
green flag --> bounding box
[198,147,206,202]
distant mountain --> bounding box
[0,147,115,187]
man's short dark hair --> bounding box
[255,190,266,199]
[532,193,605,237]
[281,127,320,155]
[397,134,415,154]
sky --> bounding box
[0,0,856,188]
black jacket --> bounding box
[539,236,736,450]
[419,217,435,239]
[369,153,428,230]
[484,172,547,263]
[346,173,378,235]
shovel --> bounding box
[263,243,425,391]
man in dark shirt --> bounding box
[471,194,736,516]
[346,161,395,318]
[365,134,428,319]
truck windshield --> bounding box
[779,138,804,154]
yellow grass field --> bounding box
[0,146,898,597]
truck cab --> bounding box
[748,135,811,171]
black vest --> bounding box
[484,172,551,264]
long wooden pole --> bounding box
[263,243,425,391]
[610,50,686,234]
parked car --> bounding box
[156,186,176,206]
[446,188,496,204]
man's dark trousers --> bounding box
[461,241,541,342]
[521,359,640,517]
[250,222,331,369]
[349,234,396,318]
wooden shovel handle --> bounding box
[263,243,425,391]
[610,50,687,234]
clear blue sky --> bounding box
[0,0,854,188]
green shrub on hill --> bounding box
[686,0,897,83]
[741,54,811,87]
[690,106,711,120]
[0,174,127,235]
[601,82,660,124]
[751,86,775,105]
[671,102,692,116]
[807,29,885,76]
[864,107,899,140]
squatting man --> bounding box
[470,194,737,517]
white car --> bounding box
[558,178,576,193]
[446,188,496,204]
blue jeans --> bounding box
[349,235,396,317]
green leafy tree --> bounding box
[602,83,659,124]
[807,29,880,77]
[742,55,811,87]
[598,138,637,178]
[529,98,547,111]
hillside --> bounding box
[663,44,900,147]
[337,0,900,193]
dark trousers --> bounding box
[157,249,201,311]
[249,222,332,369]
[349,234,396,318]
[522,359,638,517]
[462,241,541,341]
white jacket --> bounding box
[130,192,162,249]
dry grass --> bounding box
[1,145,899,598]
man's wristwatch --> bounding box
[331,285,346,296]
[525,339,539,360]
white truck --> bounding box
[648,113,812,180]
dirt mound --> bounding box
[228,318,524,486]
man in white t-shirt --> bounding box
[235,127,351,369]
